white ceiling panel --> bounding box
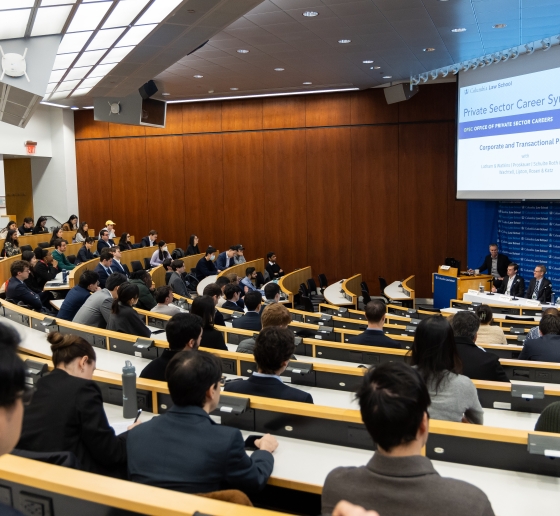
[32,5,74,37]
[67,1,112,32]
[103,0,150,28]
[0,9,31,40]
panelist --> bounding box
[195,246,217,279]
[265,252,283,281]
[348,300,401,348]
[525,263,552,303]
[469,243,510,287]
[215,246,237,272]
[492,262,525,297]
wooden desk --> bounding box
[197,274,218,296]
[384,280,410,301]
[340,274,361,308]
[278,267,313,305]
[323,280,355,306]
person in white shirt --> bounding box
[151,286,182,316]
[492,263,525,298]
[99,220,116,240]
[109,246,129,277]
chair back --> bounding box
[20,245,32,253]
[131,260,143,272]
[67,255,76,264]
[300,294,315,313]
[307,278,319,294]
[318,273,328,290]
[185,274,199,292]
[38,242,49,248]
[362,289,372,305]
[299,282,309,296]
[360,281,369,293]
[255,271,265,288]
[143,257,151,270]
[378,276,388,292]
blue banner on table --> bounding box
[433,274,458,309]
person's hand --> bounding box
[279,269,283,273]
[95,286,101,292]
[498,277,504,280]
[45,255,53,264]
[332,501,380,516]
[127,420,142,431]
[244,286,249,294]
[491,287,497,293]
[255,434,278,453]
[461,415,471,424]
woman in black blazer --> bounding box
[17,332,138,477]
[107,282,151,338]
[186,234,200,256]
[190,295,227,351]
[118,232,133,252]
[33,247,59,290]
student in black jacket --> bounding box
[107,283,151,338]
[519,315,560,363]
[31,216,49,235]
[22,251,54,309]
[33,247,59,290]
[348,300,401,348]
[196,246,218,279]
[265,252,284,281]
[186,234,200,256]
[18,216,34,236]
[223,284,244,312]
[17,332,140,477]
[190,295,227,351]
[76,237,96,264]
[232,291,263,332]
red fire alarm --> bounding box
[25,141,37,154]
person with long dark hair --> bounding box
[62,215,78,232]
[150,240,171,267]
[190,295,227,350]
[129,270,156,311]
[0,220,19,239]
[410,316,483,424]
[32,216,49,234]
[118,232,133,251]
[75,222,89,243]
[107,282,151,337]
[49,227,64,247]
[3,229,20,257]
[186,234,200,255]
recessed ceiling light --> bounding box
[70,107,79,110]
[373,66,381,69]
[423,47,435,52]
[274,68,284,71]
[383,76,392,79]
[451,28,466,32]
[492,23,507,29]
[303,82,312,85]
[237,49,249,53]
[338,39,351,44]
[194,75,203,78]
[363,60,374,64]
[208,90,214,93]
[230,87,238,91]
[302,11,318,17]
[162,93,170,96]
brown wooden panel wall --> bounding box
[74,83,465,297]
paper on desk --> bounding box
[112,422,130,435]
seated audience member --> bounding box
[223,284,244,312]
[518,314,560,362]
[226,327,313,404]
[32,216,49,235]
[140,313,204,381]
[168,259,188,297]
[450,311,509,382]
[492,262,525,297]
[525,307,559,341]
[241,267,259,293]
[73,273,127,328]
[186,234,200,256]
[233,291,263,331]
[62,215,78,232]
[100,220,116,240]
[57,271,100,321]
[321,361,495,516]
[348,300,400,348]
[226,273,245,309]
[411,316,483,424]
[534,401,560,434]
[128,350,277,493]
[525,263,552,303]
[76,237,95,264]
[215,246,237,272]
[263,282,281,307]
[94,251,114,289]
[107,283,151,337]
[150,240,171,267]
[163,258,173,285]
[2,229,21,258]
[7,260,43,312]
[202,283,226,326]
[49,227,64,247]
[22,251,53,309]
[17,332,137,477]
[52,239,76,271]
[33,248,58,290]
[129,270,156,311]
[141,230,158,248]
[195,246,218,279]
[18,216,34,236]
[151,285,182,316]
[97,230,113,253]
[234,245,246,264]
[190,295,227,350]
[265,252,283,281]
[215,276,230,307]
[74,222,89,243]
[0,220,19,239]
[237,303,291,355]
[109,246,129,277]
[118,232,133,251]
[474,305,507,345]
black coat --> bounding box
[265,262,283,280]
[525,278,552,303]
[33,261,58,290]
[76,246,95,265]
[224,375,313,404]
[140,349,180,382]
[518,334,560,362]
[199,326,227,351]
[232,312,262,332]
[111,260,130,278]
[196,257,217,279]
[454,336,509,382]
[223,300,244,312]
[478,253,510,277]
[6,277,42,311]
[347,329,403,349]
[17,369,127,477]
[107,303,151,338]
[497,274,525,297]
[186,245,200,256]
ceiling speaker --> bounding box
[139,80,158,99]
[384,83,419,104]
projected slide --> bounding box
[457,67,560,199]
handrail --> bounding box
[401,275,415,307]
[217,258,265,279]
[278,266,312,304]
[341,274,361,307]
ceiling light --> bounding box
[74,49,106,67]
[237,49,249,53]
[58,31,94,54]
[71,107,79,110]
[116,24,156,46]
[45,83,57,94]
[86,27,125,51]
[72,87,93,96]
[274,68,284,71]
[208,90,214,93]
[103,0,150,29]
[162,93,170,96]
[373,66,380,69]
[40,101,70,108]
[67,1,112,32]
[89,62,118,77]
[302,11,318,17]
[493,23,507,29]
[57,79,81,92]
[83,106,94,109]
[80,76,103,89]
[338,39,351,44]
[49,69,66,83]
[101,45,134,64]
[194,75,203,78]
[451,28,466,32]
[65,66,92,80]
[423,48,435,52]
[31,5,73,37]
[383,76,392,79]
[135,0,182,25]
[363,60,374,64]
[230,87,238,90]
[40,0,78,5]
[0,0,34,8]
[0,9,31,40]
[52,53,78,70]
[303,82,312,85]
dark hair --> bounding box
[365,300,386,323]
[35,216,47,229]
[166,350,222,407]
[5,229,19,248]
[49,227,63,246]
[65,215,78,228]
[0,321,21,351]
[105,272,127,291]
[357,362,430,452]
[475,304,493,325]
[34,247,48,260]
[79,270,99,289]
[264,282,280,300]
[131,269,150,282]
[202,283,221,298]
[0,346,26,409]
[224,283,241,300]
[23,217,33,224]
[112,282,139,314]
[450,310,480,340]
[189,234,197,246]
[163,258,172,270]
[155,285,173,304]
[149,230,158,236]
[216,276,230,288]
[99,251,113,262]
[53,238,66,249]
[76,221,89,239]
[254,327,295,374]
[537,263,547,274]
[539,314,560,336]
[171,259,184,272]
[48,331,96,368]
[166,313,204,351]
[508,262,519,272]
[22,250,34,262]
[266,252,275,260]
[10,260,30,277]
[245,266,256,277]
[4,220,16,231]
[244,291,262,311]
[157,241,169,262]
[191,295,216,329]
[100,229,108,238]
[118,232,130,245]
[410,316,462,392]
[84,236,95,245]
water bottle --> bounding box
[122,361,137,418]
[62,270,68,284]
[478,282,484,293]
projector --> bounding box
[0,46,30,82]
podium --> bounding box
[432,266,493,309]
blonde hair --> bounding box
[262,303,291,328]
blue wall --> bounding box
[467,201,498,269]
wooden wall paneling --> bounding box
[108,122,146,138]
[221,99,263,132]
[350,89,399,126]
[145,136,185,247]
[305,93,351,128]
[398,122,451,297]
[262,130,308,274]
[109,138,149,241]
[73,110,109,139]
[305,127,352,282]
[262,96,306,130]
[143,104,183,136]
[76,140,113,232]
[183,134,225,252]
[398,83,457,123]
[182,102,222,134]
[4,158,33,224]
[350,126,401,295]
[222,132,264,257]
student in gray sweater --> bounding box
[411,316,484,424]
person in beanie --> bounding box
[535,402,560,434]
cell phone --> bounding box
[244,435,261,451]
[134,409,142,423]
[151,329,165,335]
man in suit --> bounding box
[127,350,277,493]
[232,291,262,331]
[519,314,560,362]
[57,270,100,321]
[94,251,114,289]
[525,263,552,303]
[225,327,313,403]
[321,362,495,516]
[140,313,203,381]
[168,259,188,297]
[51,239,75,271]
[109,246,129,277]
[492,263,525,297]
[6,260,43,312]
[195,246,218,279]
[215,246,237,272]
[222,284,244,312]
[18,217,34,236]
[240,267,259,293]
[470,243,510,289]
[348,300,401,349]
[450,310,509,382]
[141,230,158,248]
[265,252,283,281]
[76,237,95,264]
[97,230,114,254]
